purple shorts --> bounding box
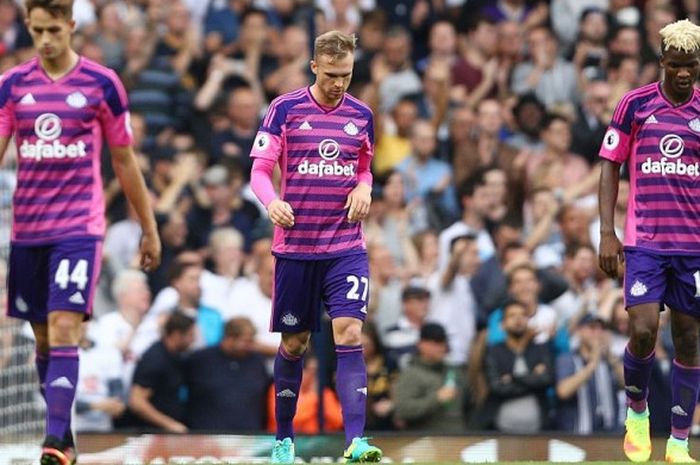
[271,252,369,332]
[624,247,700,315]
[7,239,103,322]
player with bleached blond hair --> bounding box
[250,30,381,464]
[599,18,700,463]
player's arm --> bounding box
[599,159,623,278]
[129,384,187,432]
[597,95,633,279]
[346,116,374,223]
[0,136,10,165]
[251,157,294,228]
[249,102,294,228]
[110,145,161,271]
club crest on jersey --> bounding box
[689,118,700,133]
[281,313,298,326]
[344,121,359,136]
[66,91,87,109]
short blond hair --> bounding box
[660,19,700,54]
[314,30,357,61]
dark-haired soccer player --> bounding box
[0,1,161,464]
[250,30,382,464]
[599,19,700,463]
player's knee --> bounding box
[629,320,657,354]
[336,322,362,346]
[673,330,700,361]
[48,313,82,346]
[281,332,310,355]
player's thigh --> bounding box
[664,255,700,322]
[47,239,103,320]
[668,308,700,363]
[323,253,369,322]
[7,244,50,322]
[623,248,670,308]
[271,257,324,333]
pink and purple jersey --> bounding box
[600,82,700,253]
[0,56,133,245]
[251,87,374,259]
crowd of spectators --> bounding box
[0,0,698,435]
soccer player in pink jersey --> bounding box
[599,19,700,463]
[0,1,161,464]
[250,30,382,463]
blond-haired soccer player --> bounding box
[0,1,161,464]
[250,30,382,463]
[599,19,700,463]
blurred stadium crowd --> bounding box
[0,0,698,437]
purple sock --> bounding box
[274,346,303,441]
[35,352,48,400]
[45,346,79,441]
[623,346,655,413]
[670,360,700,441]
[336,344,367,447]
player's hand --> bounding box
[165,420,188,433]
[599,231,624,279]
[268,199,295,228]
[93,398,126,417]
[345,182,372,223]
[139,231,162,272]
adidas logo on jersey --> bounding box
[644,114,658,125]
[299,121,313,130]
[19,93,36,105]
[49,376,74,389]
[276,389,297,398]
[68,292,85,305]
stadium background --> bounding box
[1,0,699,462]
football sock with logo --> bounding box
[670,360,700,440]
[274,346,303,441]
[45,346,79,441]
[35,351,48,400]
[335,344,367,447]
[623,346,655,413]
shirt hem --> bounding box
[11,234,103,246]
[272,247,366,261]
[624,245,700,256]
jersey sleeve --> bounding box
[599,93,635,163]
[97,69,134,148]
[357,110,374,185]
[0,73,16,137]
[249,96,287,162]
